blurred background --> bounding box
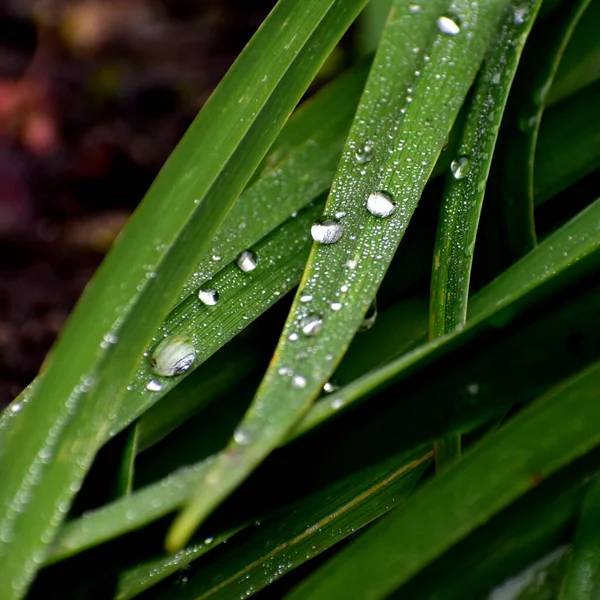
[0,0,292,405]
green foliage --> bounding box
[2,0,600,598]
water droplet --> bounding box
[198,288,219,306]
[344,259,357,270]
[513,6,528,24]
[331,398,344,410]
[300,314,323,336]
[323,380,339,394]
[278,367,293,376]
[437,15,460,35]
[211,255,222,262]
[409,4,421,13]
[288,332,299,342]
[335,211,346,219]
[146,380,163,392]
[311,218,343,244]
[355,141,374,163]
[466,382,480,395]
[367,190,397,218]
[233,425,254,445]
[150,336,196,376]
[450,156,470,179]
[360,299,378,331]
[330,302,342,312]
[237,250,257,273]
[300,294,313,303]
[10,402,23,413]
[204,537,214,544]
[491,71,501,85]
[292,374,307,389]
[102,332,118,348]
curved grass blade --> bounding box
[286,361,600,600]
[117,450,430,600]
[429,0,542,470]
[558,476,600,599]
[534,80,600,206]
[169,0,511,551]
[0,2,371,595]
[500,0,591,259]
[45,262,600,567]
[546,0,600,106]
[295,195,600,436]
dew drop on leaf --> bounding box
[150,336,196,376]
[355,140,374,163]
[311,218,343,244]
[437,15,461,35]
[292,374,307,389]
[300,314,323,337]
[450,156,471,179]
[367,190,397,218]
[198,288,219,306]
[146,380,163,392]
[237,250,257,273]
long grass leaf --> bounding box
[169,0,510,551]
[0,1,369,595]
[500,0,591,259]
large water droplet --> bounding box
[300,314,323,337]
[146,380,163,392]
[292,374,307,389]
[450,156,470,179]
[300,294,313,303]
[367,190,397,218]
[330,302,342,312]
[198,288,219,306]
[151,336,196,376]
[311,218,343,244]
[437,15,460,35]
[355,141,374,163]
[237,250,257,273]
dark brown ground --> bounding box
[0,0,278,406]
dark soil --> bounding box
[0,0,277,406]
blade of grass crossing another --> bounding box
[0,1,370,597]
[430,0,543,470]
[168,0,512,551]
[286,361,600,599]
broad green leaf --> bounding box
[116,449,430,599]
[169,0,510,551]
[558,476,600,599]
[286,361,600,599]
[44,195,600,564]
[429,0,542,469]
[500,0,591,259]
[0,1,370,595]
[45,254,600,566]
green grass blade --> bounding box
[169,0,510,551]
[0,1,370,595]
[558,476,600,599]
[286,361,600,599]
[295,195,600,435]
[535,80,600,205]
[500,0,591,259]
[116,449,430,600]
[546,0,600,106]
[429,0,542,470]
[46,264,600,566]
